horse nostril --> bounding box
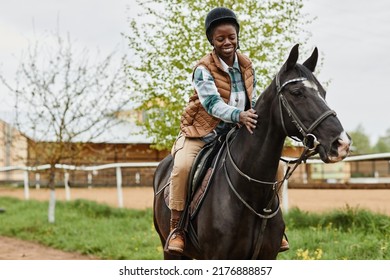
[335,138,351,155]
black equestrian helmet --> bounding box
[205,7,240,44]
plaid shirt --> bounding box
[193,54,257,141]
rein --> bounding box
[223,127,285,213]
[223,127,282,260]
[223,128,282,260]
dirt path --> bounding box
[1,186,390,259]
[0,236,96,260]
[286,188,390,215]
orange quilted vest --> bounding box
[180,50,254,138]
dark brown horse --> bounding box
[153,44,351,259]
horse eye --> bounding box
[289,89,303,96]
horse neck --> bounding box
[230,87,285,183]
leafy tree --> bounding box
[348,124,372,154]
[373,128,390,153]
[126,0,312,150]
[0,32,128,223]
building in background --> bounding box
[0,119,29,182]
[0,109,169,187]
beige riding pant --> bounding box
[169,134,205,211]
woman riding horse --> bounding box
[155,41,351,259]
[166,7,288,255]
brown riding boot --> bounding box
[279,238,290,252]
[167,210,185,254]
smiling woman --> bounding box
[211,23,238,66]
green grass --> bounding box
[0,197,163,259]
[279,206,390,260]
[1,197,389,259]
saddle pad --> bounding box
[163,167,214,216]
[189,167,214,217]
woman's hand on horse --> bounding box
[239,109,258,134]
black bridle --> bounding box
[224,73,338,192]
[276,73,337,178]
[276,74,337,152]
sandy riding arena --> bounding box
[1,186,390,259]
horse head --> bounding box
[273,44,351,163]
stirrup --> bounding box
[164,228,185,255]
[279,238,289,252]
[279,233,289,252]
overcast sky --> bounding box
[0,0,389,143]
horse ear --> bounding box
[303,47,318,72]
[282,44,299,72]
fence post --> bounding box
[87,172,93,189]
[35,173,40,189]
[116,166,124,208]
[23,170,30,200]
[135,172,141,184]
[64,172,71,201]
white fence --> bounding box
[0,162,159,208]
[2,153,390,210]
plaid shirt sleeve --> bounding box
[193,66,242,123]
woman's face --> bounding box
[211,23,238,66]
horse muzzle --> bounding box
[318,131,351,163]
